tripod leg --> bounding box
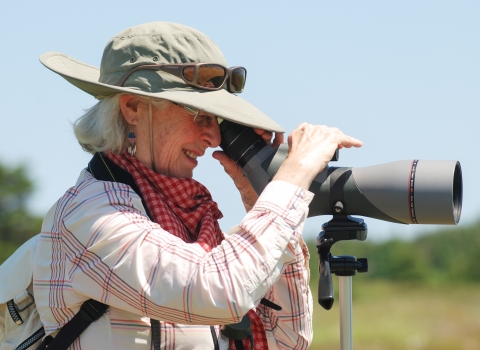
[339,276,353,350]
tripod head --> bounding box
[317,215,369,310]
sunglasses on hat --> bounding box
[115,63,247,93]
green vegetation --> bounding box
[0,162,42,264]
[310,280,480,349]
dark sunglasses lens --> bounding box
[197,64,226,88]
[183,67,195,82]
[230,68,246,92]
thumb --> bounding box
[212,150,241,180]
[212,151,258,212]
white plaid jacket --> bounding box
[33,169,313,349]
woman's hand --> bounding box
[274,123,363,189]
[212,130,284,212]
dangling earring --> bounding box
[127,130,137,156]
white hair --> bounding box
[73,94,171,154]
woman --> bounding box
[35,22,362,349]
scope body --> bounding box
[219,120,462,225]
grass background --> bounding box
[306,222,480,350]
[309,279,480,349]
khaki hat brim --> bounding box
[40,52,285,133]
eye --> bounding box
[199,115,213,125]
[204,115,213,125]
[194,114,212,127]
[193,113,218,127]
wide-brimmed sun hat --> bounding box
[40,22,284,133]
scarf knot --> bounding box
[107,152,224,251]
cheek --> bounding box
[152,111,201,153]
[154,127,197,159]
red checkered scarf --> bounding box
[107,152,268,349]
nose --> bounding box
[202,121,221,148]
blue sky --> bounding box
[1,0,478,242]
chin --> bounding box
[172,169,194,179]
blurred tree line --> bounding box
[1,159,479,285]
[307,220,480,285]
[0,162,43,263]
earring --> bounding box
[127,130,136,156]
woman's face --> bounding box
[134,101,221,178]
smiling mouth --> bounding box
[184,150,198,160]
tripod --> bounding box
[316,215,368,350]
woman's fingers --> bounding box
[289,124,362,153]
[276,124,363,189]
[253,128,272,143]
[212,151,238,178]
[212,150,258,212]
[253,128,285,147]
[272,132,284,148]
[327,126,362,148]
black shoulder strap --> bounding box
[87,152,136,190]
[87,152,153,220]
[36,299,108,350]
[87,153,140,195]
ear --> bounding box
[120,94,142,125]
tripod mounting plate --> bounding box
[316,215,369,310]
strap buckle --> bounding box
[15,290,35,312]
[79,299,108,322]
[221,316,254,350]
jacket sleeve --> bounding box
[257,237,313,349]
[35,173,314,328]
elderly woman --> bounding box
[35,22,362,350]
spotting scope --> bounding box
[219,120,462,225]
